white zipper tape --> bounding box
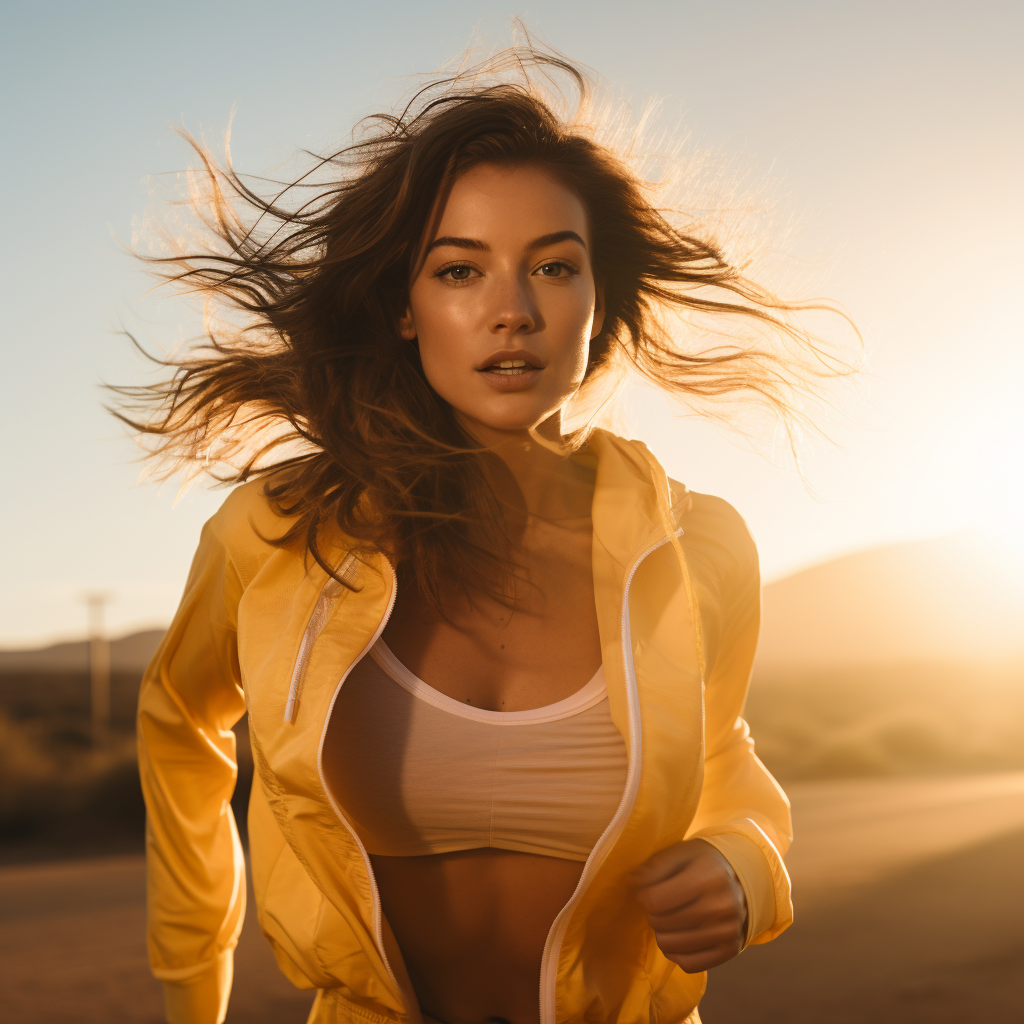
[538,529,684,1024]
[283,552,360,723]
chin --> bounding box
[458,401,555,437]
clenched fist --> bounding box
[629,838,748,973]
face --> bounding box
[399,162,605,441]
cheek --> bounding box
[408,293,476,398]
[547,289,596,373]
[418,346,462,403]
[409,281,478,350]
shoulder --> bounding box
[672,484,760,605]
[677,487,757,567]
[670,488,761,675]
[204,475,302,576]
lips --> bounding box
[475,349,544,392]
[476,349,544,376]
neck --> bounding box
[457,412,594,522]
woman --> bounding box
[127,48,840,1024]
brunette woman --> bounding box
[126,49,842,1024]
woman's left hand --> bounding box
[629,838,748,973]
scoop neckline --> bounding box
[368,639,607,725]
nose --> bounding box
[489,275,538,336]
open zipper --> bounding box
[283,528,684,1022]
[537,529,684,1024]
[284,551,404,997]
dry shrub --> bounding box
[746,660,1024,780]
[0,711,143,841]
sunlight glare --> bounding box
[928,396,1024,567]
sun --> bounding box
[933,396,1024,565]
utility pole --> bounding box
[83,593,112,747]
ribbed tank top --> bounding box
[325,639,629,862]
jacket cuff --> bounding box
[693,830,777,949]
[160,950,233,1024]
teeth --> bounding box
[483,358,536,376]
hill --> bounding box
[0,630,165,676]
[750,530,1024,778]
[757,531,1024,672]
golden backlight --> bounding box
[925,394,1024,570]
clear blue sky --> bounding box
[2,1,1021,645]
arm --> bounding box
[137,516,248,1024]
[632,505,793,971]
[683,515,793,948]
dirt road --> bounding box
[2,772,1022,1023]
[701,772,1024,1023]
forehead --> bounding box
[431,162,590,245]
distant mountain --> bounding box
[757,531,1024,672]
[3,531,1021,679]
[0,629,165,675]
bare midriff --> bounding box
[371,847,583,1024]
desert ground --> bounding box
[2,772,1022,1024]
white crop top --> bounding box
[323,639,629,862]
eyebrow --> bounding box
[424,230,587,256]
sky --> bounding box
[1,1,1021,647]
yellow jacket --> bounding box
[137,429,793,1024]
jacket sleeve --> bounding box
[137,516,248,1024]
[683,517,794,948]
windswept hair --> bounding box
[113,45,854,606]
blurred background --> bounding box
[1,2,1021,1022]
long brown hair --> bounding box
[113,45,854,606]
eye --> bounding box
[535,260,578,279]
[434,263,479,283]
